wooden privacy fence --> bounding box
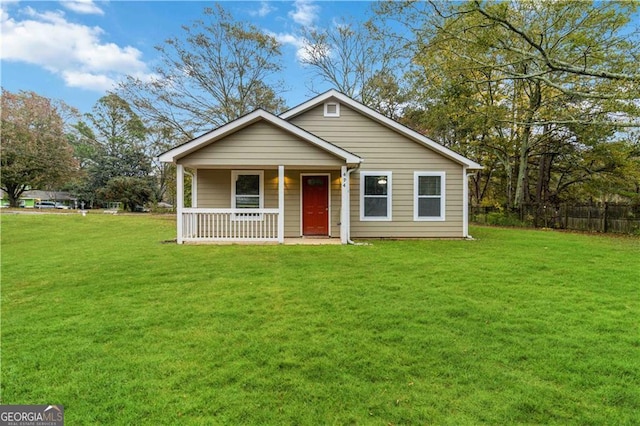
[471,203,640,234]
[558,203,640,234]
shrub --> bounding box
[485,211,530,227]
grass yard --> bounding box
[1,213,639,425]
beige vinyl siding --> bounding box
[291,103,465,238]
[178,121,344,168]
[197,169,341,238]
[196,170,231,208]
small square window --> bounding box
[324,102,340,117]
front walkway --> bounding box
[284,237,342,245]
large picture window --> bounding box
[414,172,445,221]
[232,170,263,219]
[360,171,392,221]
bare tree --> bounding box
[378,0,640,209]
[300,19,408,118]
[119,5,287,141]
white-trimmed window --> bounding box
[414,172,445,221]
[360,171,392,221]
[324,102,340,117]
[232,170,263,219]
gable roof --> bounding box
[1,190,76,201]
[158,108,363,165]
[281,90,482,170]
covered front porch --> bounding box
[159,109,363,245]
[176,164,353,244]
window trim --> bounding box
[414,171,446,221]
[360,171,392,221]
[324,102,340,117]
[231,170,264,220]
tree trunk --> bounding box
[3,183,26,207]
[514,144,529,208]
[536,151,556,225]
[471,169,492,206]
[514,81,541,208]
[535,125,553,207]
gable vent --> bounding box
[324,101,340,117]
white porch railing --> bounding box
[181,208,281,242]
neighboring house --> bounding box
[159,90,482,244]
[1,190,76,208]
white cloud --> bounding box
[249,1,275,18]
[62,70,114,91]
[288,0,319,27]
[271,32,309,62]
[60,0,104,15]
[0,6,152,92]
[0,0,19,20]
[273,32,302,47]
[0,0,20,10]
[271,31,331,64]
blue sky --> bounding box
[1,0,376,114]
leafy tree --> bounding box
[119,4,286,140]
[1,89,78,206]
[147,124,181,205]
[559,138,640,204]
[72,93,151,206]
[98,176,155,212]
[376,0,640,213]
[300,19,408,118]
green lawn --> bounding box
[1,213,639,425]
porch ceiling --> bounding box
[177,164,350,170]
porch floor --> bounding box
[182,237,342,245]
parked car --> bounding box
[35,201,69,209]
[35,201,56,209]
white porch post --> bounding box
[278,165,285,243]
[176,163,184,244]
[463,167,469,238]
[340,165,348,244]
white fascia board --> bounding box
[158,108,362,165]
[275,116,362,164]
[158,110,265,163]
[281,90,483,170]
[280,90,342,120]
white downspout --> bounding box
[463,167,469,238]
[464,169,478,240]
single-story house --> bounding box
[1,190,77,208]
[159,90,482,244]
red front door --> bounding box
[302,175,329,236]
